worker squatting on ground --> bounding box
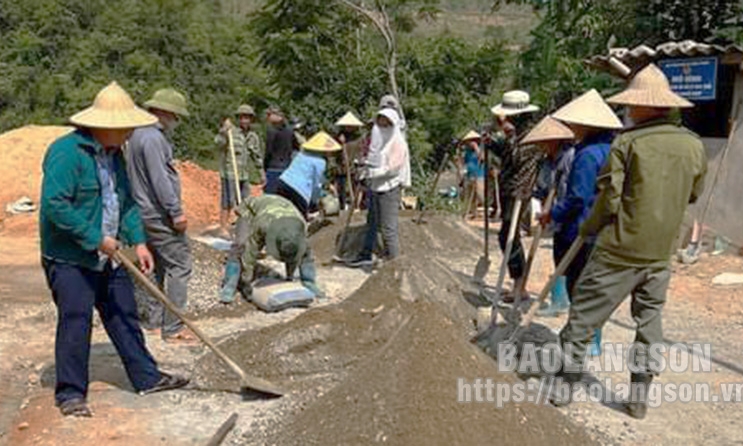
[219,194,322,303]
[276,132,342,220]
[40,82,189,418]
[264,105,300,194]
[126,88,198,345]
[524,116,575,317]
[486,90,543,302]
[347,106,411,268]
[540,89,625,356]
[550,64,708,419]
[214,104,264,238]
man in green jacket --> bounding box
[550,64,708,419]
[219,194,322,304]
[40,82,189,418]
[215,104,264,238]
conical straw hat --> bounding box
[607,64,693,108]
[302,131,342,152]
[70,82,158,129]
[521,116,575,145]
[335,111,364,127]
[461,130,481,142]
[552,89,623,130]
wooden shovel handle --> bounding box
[521,236,585,327]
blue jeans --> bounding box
[264,169,284,195]
[43,260,161,404]
[361,186,401,259]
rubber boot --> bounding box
[219,260,240,304]
[537,276,569,317]
[299,254,326,300]
[626,373,654,419]
[588,328,602,357]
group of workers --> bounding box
[457,64,706,418]
[38,60,704,420]
[38,80,410,416]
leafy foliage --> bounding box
[0,0,266,160]
[496,0,743,109]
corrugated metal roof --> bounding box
[587,40,743,75]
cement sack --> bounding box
[251,278,315,313]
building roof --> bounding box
[587,40,743,77]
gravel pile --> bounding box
[134,238,227,327]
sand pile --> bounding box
[0,125,73,235]
[175,160,220,229]
[0,125,220,235]
[194,216,592,445]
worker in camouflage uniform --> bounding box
[215,104,264,238]
[550,65,708,420]
[218,194,322,304]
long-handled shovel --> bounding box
[114,252,284,398]
[473,138,491,283]
[474,236,584,339]
[513,188,557,297]
[226,123,242,205]
[332,187,364,263]
[475,198,522,329]
[508,236,585,340]
[416,152,451,225]
[341,137,356,212]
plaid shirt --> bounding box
[487,131,543,200]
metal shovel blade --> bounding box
[473,256,491,284]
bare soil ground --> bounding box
[2,202,743,444]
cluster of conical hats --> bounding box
[519,63,693,145]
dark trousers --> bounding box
[362,186,401,259]
[144,219,192,338]
[43,260,160,404]
[264,169,284,195]
[498,193,527,281]
[277,180,309,220]
[554,232,595,301]
[335,175,347,210]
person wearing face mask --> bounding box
[126,88,197,345]
[347,108,410,268]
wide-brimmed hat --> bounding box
[335,111,364,127]
[521,116,575,145]
[69,82,158,129]
[552,89,623,130]
[266,217,307,265]
[302,131,342,152]
[144,88,190,117]
[491,90,539,117]
[236,104,256,116]
[607,64,693,109]
[461,130,481,142]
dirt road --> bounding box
[1,215,742,445]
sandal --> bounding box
[163,328,200,346]
[58,398,92,417]
[139,372,190,396]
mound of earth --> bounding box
[0,125,73,235]
[0,125,220,235]
[193,216,592,445]
[266,297,589,446]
